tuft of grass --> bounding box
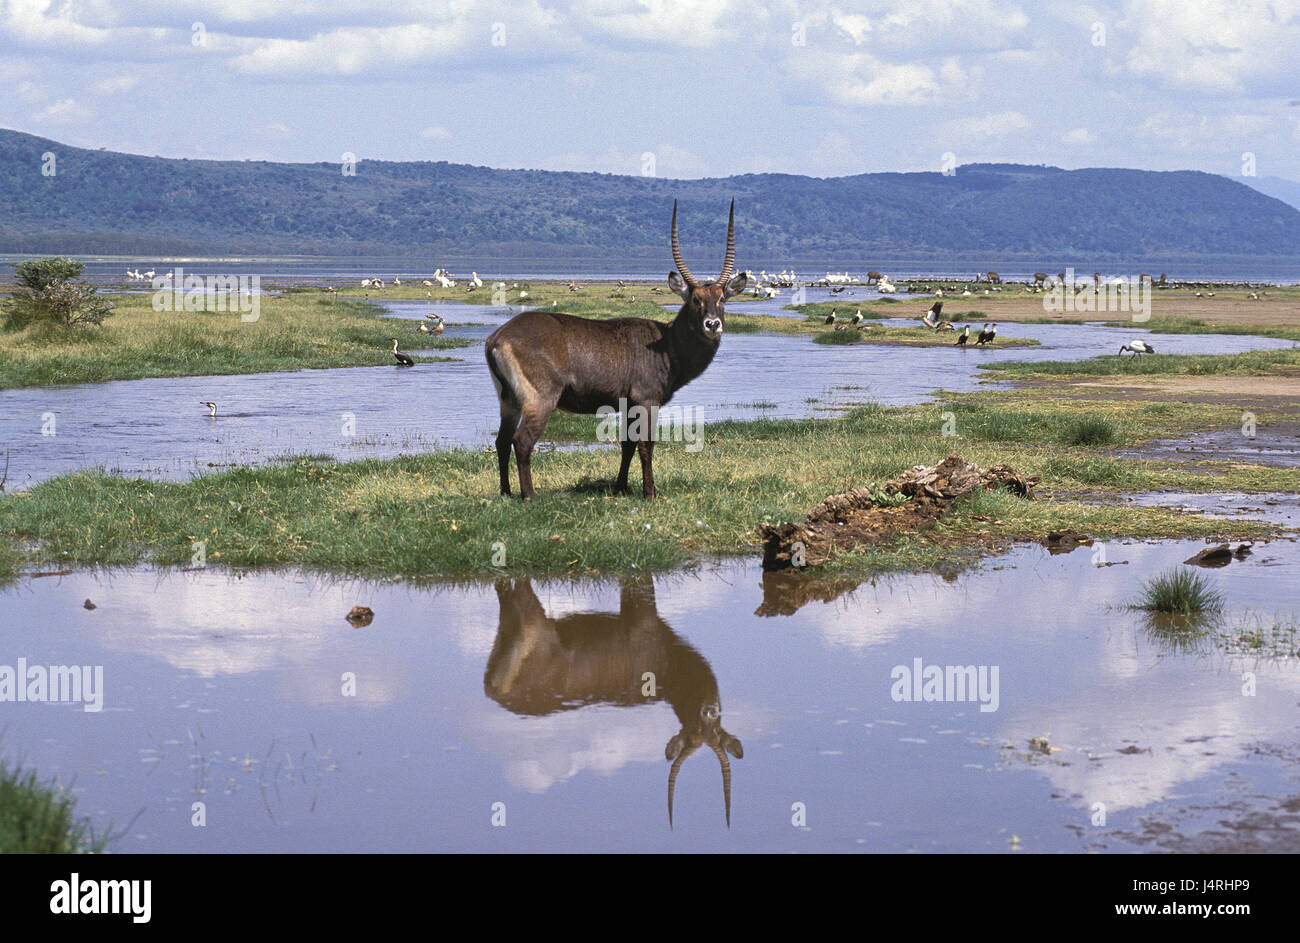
[0,758,110,853]
[1058,415,1118,447]
[1131,567,1225,615]
[813,329,861,345]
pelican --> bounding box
[955,326,969,346]
[1119,340,1155,356]
[922,301,943,328]
[200,401,217,418]
[393,277,401,286]
[390,339,415,366]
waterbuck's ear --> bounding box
[667,271,690,300]
[722,271,747,299]
[665,733,686,761]
[725,735,744,759]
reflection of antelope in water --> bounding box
[485,578,743,826]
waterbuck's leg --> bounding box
[637,439,657,499]
[496,405,521,496]
[615,440,636,494]
[512,403,555,501]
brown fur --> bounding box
[486,205,745,500]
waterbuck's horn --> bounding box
[716,199,735,285]
[711,741,733,827]
[671,200,699,289]
[666,743,695,828]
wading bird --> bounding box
[200,401,217,418]
[1118,340,1155,356]
[485,200,744,500]
[390,339,415,366]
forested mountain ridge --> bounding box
[3,129,1297,260]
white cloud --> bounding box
[15,79,44,103]
[35,97,91,122]
[805,52,968,106]
[1064,126,1095,145]
[419,125,451,140]
[1136,111,1274,150]
[91,74,141,95]
[569,0,742,48]
[1121,0,1300,93]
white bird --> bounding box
[1118,340,1154,356]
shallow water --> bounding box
[1,304,1293,489]
[35,256,1300,287]
[1119,492,1300,528]
[2,539,1297,852]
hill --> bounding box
[2,129,1298,261]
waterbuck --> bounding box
[485,577,743,826]
[485,201,746,499]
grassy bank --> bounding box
[0,292,470,390]
[1,392,1288,579]
[1101,315,1300,343]
[0,758,109,853]
[982,348,1300,378]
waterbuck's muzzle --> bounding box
[703,317,723,338]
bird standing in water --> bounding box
[390,339,415,366]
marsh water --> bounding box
[1,292,1295,488]
[3,275,1300,853]
[2,537,1297,853]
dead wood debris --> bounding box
[759,453,1039,570]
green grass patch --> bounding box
[0,758,110,853]
[1131,567,1225,614]
[1101,316,1300,344]
[0,387,1286,579]
[0,292,470,390]
[983,348,1300,379]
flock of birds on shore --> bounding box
[185,264,1218,413]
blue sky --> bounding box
[1,0,1297,182]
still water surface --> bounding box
[2,538,1297,852]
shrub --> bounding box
[3,257,115,331]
